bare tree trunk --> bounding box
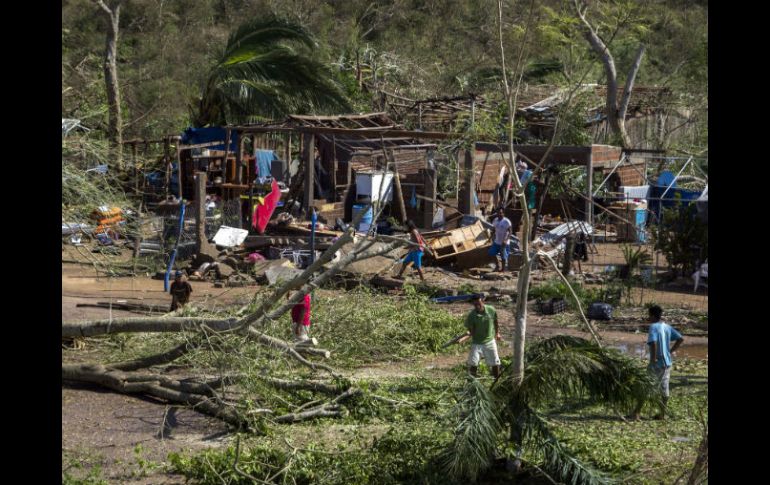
[95,0,124,167]
[617,45,647,146]
[498,0,536,385]
[573,0,645,148]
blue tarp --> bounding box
[180,127,238,152]
[648,184,702,220]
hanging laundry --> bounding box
[255,149,275,178]
[253,179,282,233]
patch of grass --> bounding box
[169,425,450,485]
[289,286,464,366]
[62,451,109,485]
[544,363,707,484]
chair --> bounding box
[692,261,708,292]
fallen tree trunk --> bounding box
[62,363,247,427]
[62,317,236,338]
[61,208,405,430]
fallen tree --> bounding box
[62,183,408,430]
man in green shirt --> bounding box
[463,294,502,378]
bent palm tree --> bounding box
[192,18,350,127]
[441,336,660,484]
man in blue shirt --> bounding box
[632,305,684,420]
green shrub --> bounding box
[529,278,602,310]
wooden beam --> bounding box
[303,134,315,212]
[422,168,437,230]
[178,140,227,151]
[296,126,459,140]
[288,112,388,121]
[458,147,475,215]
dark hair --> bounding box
[648,305,663,320]
[472,293,486,301]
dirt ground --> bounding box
[61,259,707,482]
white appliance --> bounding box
[355,170,395,202]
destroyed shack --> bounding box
[458,142,625,226]
[174,113,454,233]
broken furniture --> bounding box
[423,220,492,261]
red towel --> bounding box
[253,179,282,234]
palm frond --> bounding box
[440,378,504,481]
[516,336,660,414]
[195,18,351,126]
[222,17,314,60]
[522,407,610,485]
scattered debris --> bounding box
[265,260,303,285]
[212,226,249,247]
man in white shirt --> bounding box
[488,207,512,272]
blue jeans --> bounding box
[488,242,510,261]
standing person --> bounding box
[572,232,589,274]
[488,207,512,272]
[631,305,684,420]
[289,291,312,342]
[464,294,502,378]
[169,271,193,311]
[396,220,430,281]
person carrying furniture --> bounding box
[396,220,431,281]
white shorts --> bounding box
[468,340,501,367]
[292,322,310,342]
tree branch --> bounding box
[618,44,646,123]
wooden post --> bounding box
[303,134,315,214]
[389,150,407,223]
[586,156,594,225]
[174,137,182,200]
[131,142,138,197]
[532,166,553,242]
[163,138,170,198]
[418,104,423,129]
[422,168,437,230]
[284,133,291,183]
[224,129,232,182]
[194,171,218,260]
[331,135,338,199]
[458,146,475,216]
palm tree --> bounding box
[192,18,351,127]
[441,336,660,484]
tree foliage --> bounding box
[441,336,660,484]
[651,198,708,276]
[63,0,706,139]
[192,17,351,126]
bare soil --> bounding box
[61,257,707,482]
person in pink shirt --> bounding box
[289,291,312,342]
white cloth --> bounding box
[292,322,310,342]
[692,261,708,291]
[468,340,501,367]
[493,217,512,245]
